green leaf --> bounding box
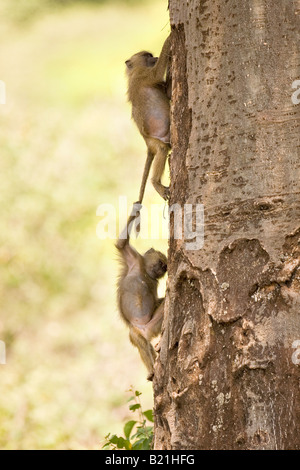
[124,440,132,450]
[116,437,128,449]
[129,403,141,412]
[101,442,111,450]
[143,409,154,422]
[141,437,153,450]
[144,426,153,433]
[124,420,137,440]
[131,437,152,450]
[131,439,144,450]
[109,435,119,445]
[135,390,142,396]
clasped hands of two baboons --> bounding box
[116,36,171,380]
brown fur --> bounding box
[116,203,167,380]
[125,36,171,202]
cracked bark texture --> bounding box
[153,0,300,450]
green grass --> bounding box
[0,0,169,450]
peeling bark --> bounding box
[154,0,300,450]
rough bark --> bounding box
[154,0,300,450]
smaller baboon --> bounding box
[116,203,167,380]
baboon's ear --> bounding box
[125,60,133,69]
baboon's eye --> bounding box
[158,260,167,271]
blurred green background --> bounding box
[0,0,169,449]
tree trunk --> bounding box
[154,0,300,450]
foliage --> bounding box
[102,389,154,450]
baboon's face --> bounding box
[144,248,167,280]
[125,51,158,72]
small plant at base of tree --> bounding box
[102,387,154,450]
